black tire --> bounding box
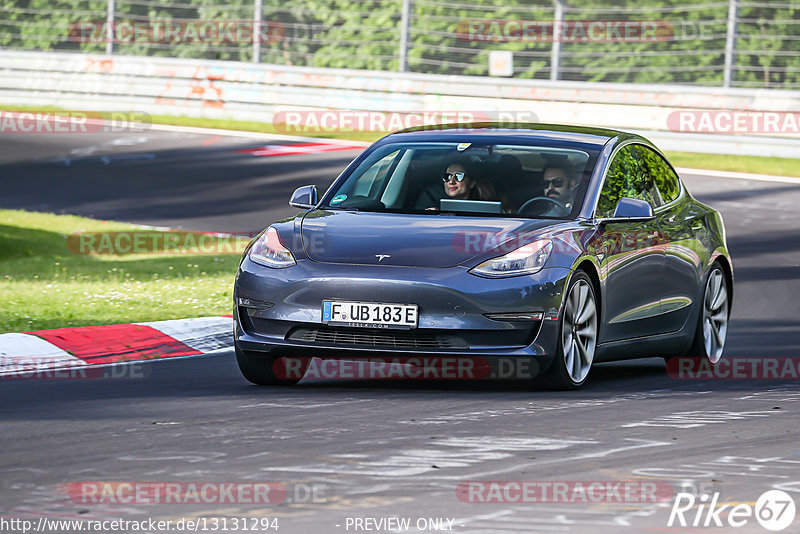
[686,263,729,363]
[538,271,599,390]
[235,344,302,386]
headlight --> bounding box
[469,239,553,278]
[248,227,296,268]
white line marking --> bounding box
[621,410,776,429]
[676,167,800,184]
[147,123,371,146]
[432,438,672,480]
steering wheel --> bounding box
[517,196,570,217]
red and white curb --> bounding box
[0,316,233,377]
[237,141,366,157]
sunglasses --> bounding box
[442,171,466,182]
[544,177,565,188]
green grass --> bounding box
[4,104,798,177]
[665,151,800,177]
[0,209,248,334]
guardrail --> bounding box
[1,50,798,157]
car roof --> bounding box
[383,122,631,149]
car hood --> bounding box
[300,210,556,268]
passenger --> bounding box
[433,157,511,212]
[441,160,495,201]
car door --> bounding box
[636,145,704,332]
[595,144,667,342]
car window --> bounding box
[348,149,401,198]
[636,145,681,204]
[596,144,658,218]
[323,142,599,219]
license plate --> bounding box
[322,301,418,329]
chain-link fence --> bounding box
[1,0,798,89]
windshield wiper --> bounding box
[326,206,359,211]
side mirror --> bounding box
[289,185,318,209]
[609,197,655,221]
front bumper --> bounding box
[233,257,570,363]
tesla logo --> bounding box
[375,254,391,262]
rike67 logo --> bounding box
[668,490,796,531]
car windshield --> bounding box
[321,142,596,219]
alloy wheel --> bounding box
[702,268,729,363]
[561,278,598,384]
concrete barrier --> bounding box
[1,50,798,157]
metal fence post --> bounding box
[398,0,411,72]
[723,0,738,88]
[253,0,263,63]
[550,0,564,81]
[106,0,115,55]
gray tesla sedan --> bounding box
[233,123,732,389]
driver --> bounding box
[543,164,578,208]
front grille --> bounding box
[287,326,469,350]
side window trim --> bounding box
[631,144,665,209]
[592,141,684,218]
[591,140,636,218]
[644,146,686,213]
[593,140,646,218]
